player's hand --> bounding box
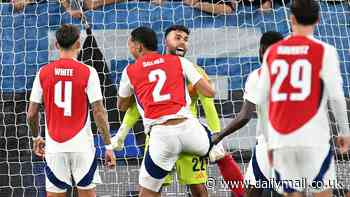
[111,134,125,151]
[267,149,273,167]
[336,136,350,154]
[211,132,222,145]
[104,149,116,169]
[32,137,45,158]
[151,0,164,5]
[209,142,226,162]
[183,0,199,6]
[66,9,82,18]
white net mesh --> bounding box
[0,0,350,196]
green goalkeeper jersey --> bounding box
[121,65,221,133]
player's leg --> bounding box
[313,190,332,197]
[77,188,97,197]
[245,187,263,197]
[138,149,172,197]
[301,146,334,197]
[285,193,305,197]
[189,184,208,197]
[45,152,72,197]
[244,150,263,197]
[244,138,277,197]
[177,119,212,197]
[216,154,245,197]
[70,149,101,197]
[139,124,181,197]
[139,187,161,197]
[209,132,245,196]
[144,134,174,188]
[175,153,208,197]
[46,192,67,197]
[274,146,335,197]
[180,119,211,159]
[273,148,304,196]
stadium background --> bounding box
[0,0,350,196]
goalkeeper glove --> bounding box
[111,124,130,151]
[209,141,226,162]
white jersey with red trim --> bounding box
[258,35,349,149]
[118,53,202,133]
[243,68,268,141]
[30,59,103,153]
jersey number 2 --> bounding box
[149,69,171,102]
[54,81,72,116]
[271,59,311,102]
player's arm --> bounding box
[117,68,134,111]
[195,68,221,132]
[27,71,42,138]
[117,97,133,112]
[27,103,40,137]
[212,101,255,145]
[199,93,221,132]
[87,68,112,144]
[322,46,350,153]
[91,100,111,144]
[113,68,140,150]
[87,67,115,168]
[194,79,215,98]
[112,101,140,150]
[27,71,45,157]
[212,71,259,144]
[180,57,215,97]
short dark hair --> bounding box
[55,24,80,50]
[260,31,284,49]
[291,0,319,25]
[164,25,190,38]
[259,31,284,62]
[131,27,158,51]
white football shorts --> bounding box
[45,148,101,193]
[139,118,211,192]
[272,145,335,193]
[245,136,272,188]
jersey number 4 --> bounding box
[149,69,171,102]
[271,59,311,102]
[54,81,72,117]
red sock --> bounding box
[217,155,245,197]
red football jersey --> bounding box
[259,35,347,148]
[30,58,102,152]
[118,53,202,131]
[266,36,324,134]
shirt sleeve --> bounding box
[118,67,133,98]
[256,53,270,106]
[199,93,221,132]
[86,67,103,104]
[321,45,350,136]
[179,57,203,85]
[243,70,260,105]
[30,70,43,104]
[122,102,141,129]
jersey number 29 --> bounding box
[271,59,311,102]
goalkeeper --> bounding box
[112,25,244,197]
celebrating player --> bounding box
[257,0,350,196]
[113,25,244,197]
[27,24,116,197]
[117,26,215,197]
[212,31,284,197]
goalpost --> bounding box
[0,0,349,196]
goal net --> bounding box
[0,0,349,196]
